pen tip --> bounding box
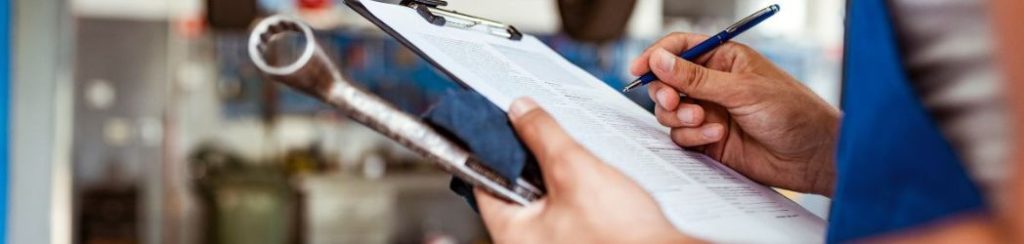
[622,80,642,92]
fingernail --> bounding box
[654,49,676,73]
[509,97,538,119]
[677,108,695,125]
[629,58,643,76]
[656,88,673,109]
[703,127,721,139]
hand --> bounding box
[630,33,841,196]
[474,97,698,243]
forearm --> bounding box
[992,0,1024,240]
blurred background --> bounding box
[7,0,844,243]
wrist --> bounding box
[810,156,836,197]
[809,110,841,197]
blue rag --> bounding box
[422,91,544,210]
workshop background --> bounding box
[4,0,844,243]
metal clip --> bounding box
[400,0,446,8]
[400,0,523,40]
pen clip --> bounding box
[725,4,780,33]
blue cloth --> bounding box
[422,91,544,210]
[829,0,986,242]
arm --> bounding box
[998,0,1024,240]
[634,17,1024,240]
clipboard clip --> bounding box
[400,0,523,41]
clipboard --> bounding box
[344,0,520,90]
[336,1,828,242]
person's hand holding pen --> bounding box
[631,33,842,196]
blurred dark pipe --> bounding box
[557,0,637,43]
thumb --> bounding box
[474,187,522,233]
[508,97,614,196]
[649,48,747,107]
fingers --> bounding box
[649,82,707,127]
[630,33,712,76]
[474,188,521,235]
[669,123,725,147]
[647,82,680,111]
[649,48,746,107]
[655,102,706,127]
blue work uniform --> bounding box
[828,0,987,242]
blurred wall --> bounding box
[74,19,167,187]
[9,0,74,243]
[73,18,169,244]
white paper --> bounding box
[356,1,827,242]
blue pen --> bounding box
[622,4,779,92]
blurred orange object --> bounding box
[297,0,329,10]
[175,14,205,40]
